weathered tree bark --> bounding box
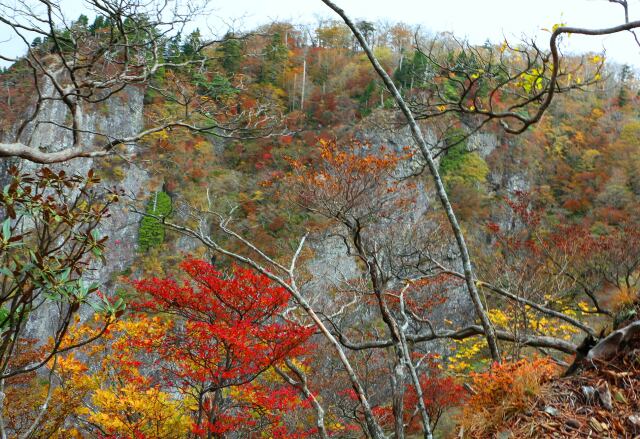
[301,58,307,110]
[276,359,330,439]
[398,288,434,439]
[587,320,640,361]
[337,324,577,355]
[0,142,112,164]
[348,222,407,438]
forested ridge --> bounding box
[1,1,640,437]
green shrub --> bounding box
[138,191,172,252]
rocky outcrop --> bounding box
[2,76,152,341]
[299,115,533,355]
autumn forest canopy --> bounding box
[1,0,640,437]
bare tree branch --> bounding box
[320,0,501,361]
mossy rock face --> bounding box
[440,136,489,188]
[138,191,172,252]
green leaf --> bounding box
[60,267,71,282]
[614,391,628,404]
[2,219,10,241]
[0,307,8,328]
[88,301,102,313]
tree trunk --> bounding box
[301,58,307,110]
[320,0,501,362]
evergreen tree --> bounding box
[164,33,182,61]
[411,50,431,87]
[89,16,106,35]
[220,32,242,75]
[76,14,89,28]
[356,20,375,47]
[260,32,287,84]
[181,29,202,58]
[138,191,172,252]
[618,64,633,107]
[195,73,238,100]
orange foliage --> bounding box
[458,358,559,437]
[287,139,415,225]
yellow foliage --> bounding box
[520,69,544,93]
[591,108,605,119]
[144,129,170,143]
[89,383,191,438]
[608,284,638,311]
[582,148,601,170]
[372,46,394,67]
[42,316,186,438]
[443,152,489,188]
[448,306,582,373]
[194,139,211,154]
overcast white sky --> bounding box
[2,0,640,66]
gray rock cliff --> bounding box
[2,76,151,341]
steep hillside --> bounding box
[1,10,640,438]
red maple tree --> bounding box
[131,258,314,437]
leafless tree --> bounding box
[142,203,583,438]
[275,359,329,439]
[320,0,502,362]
